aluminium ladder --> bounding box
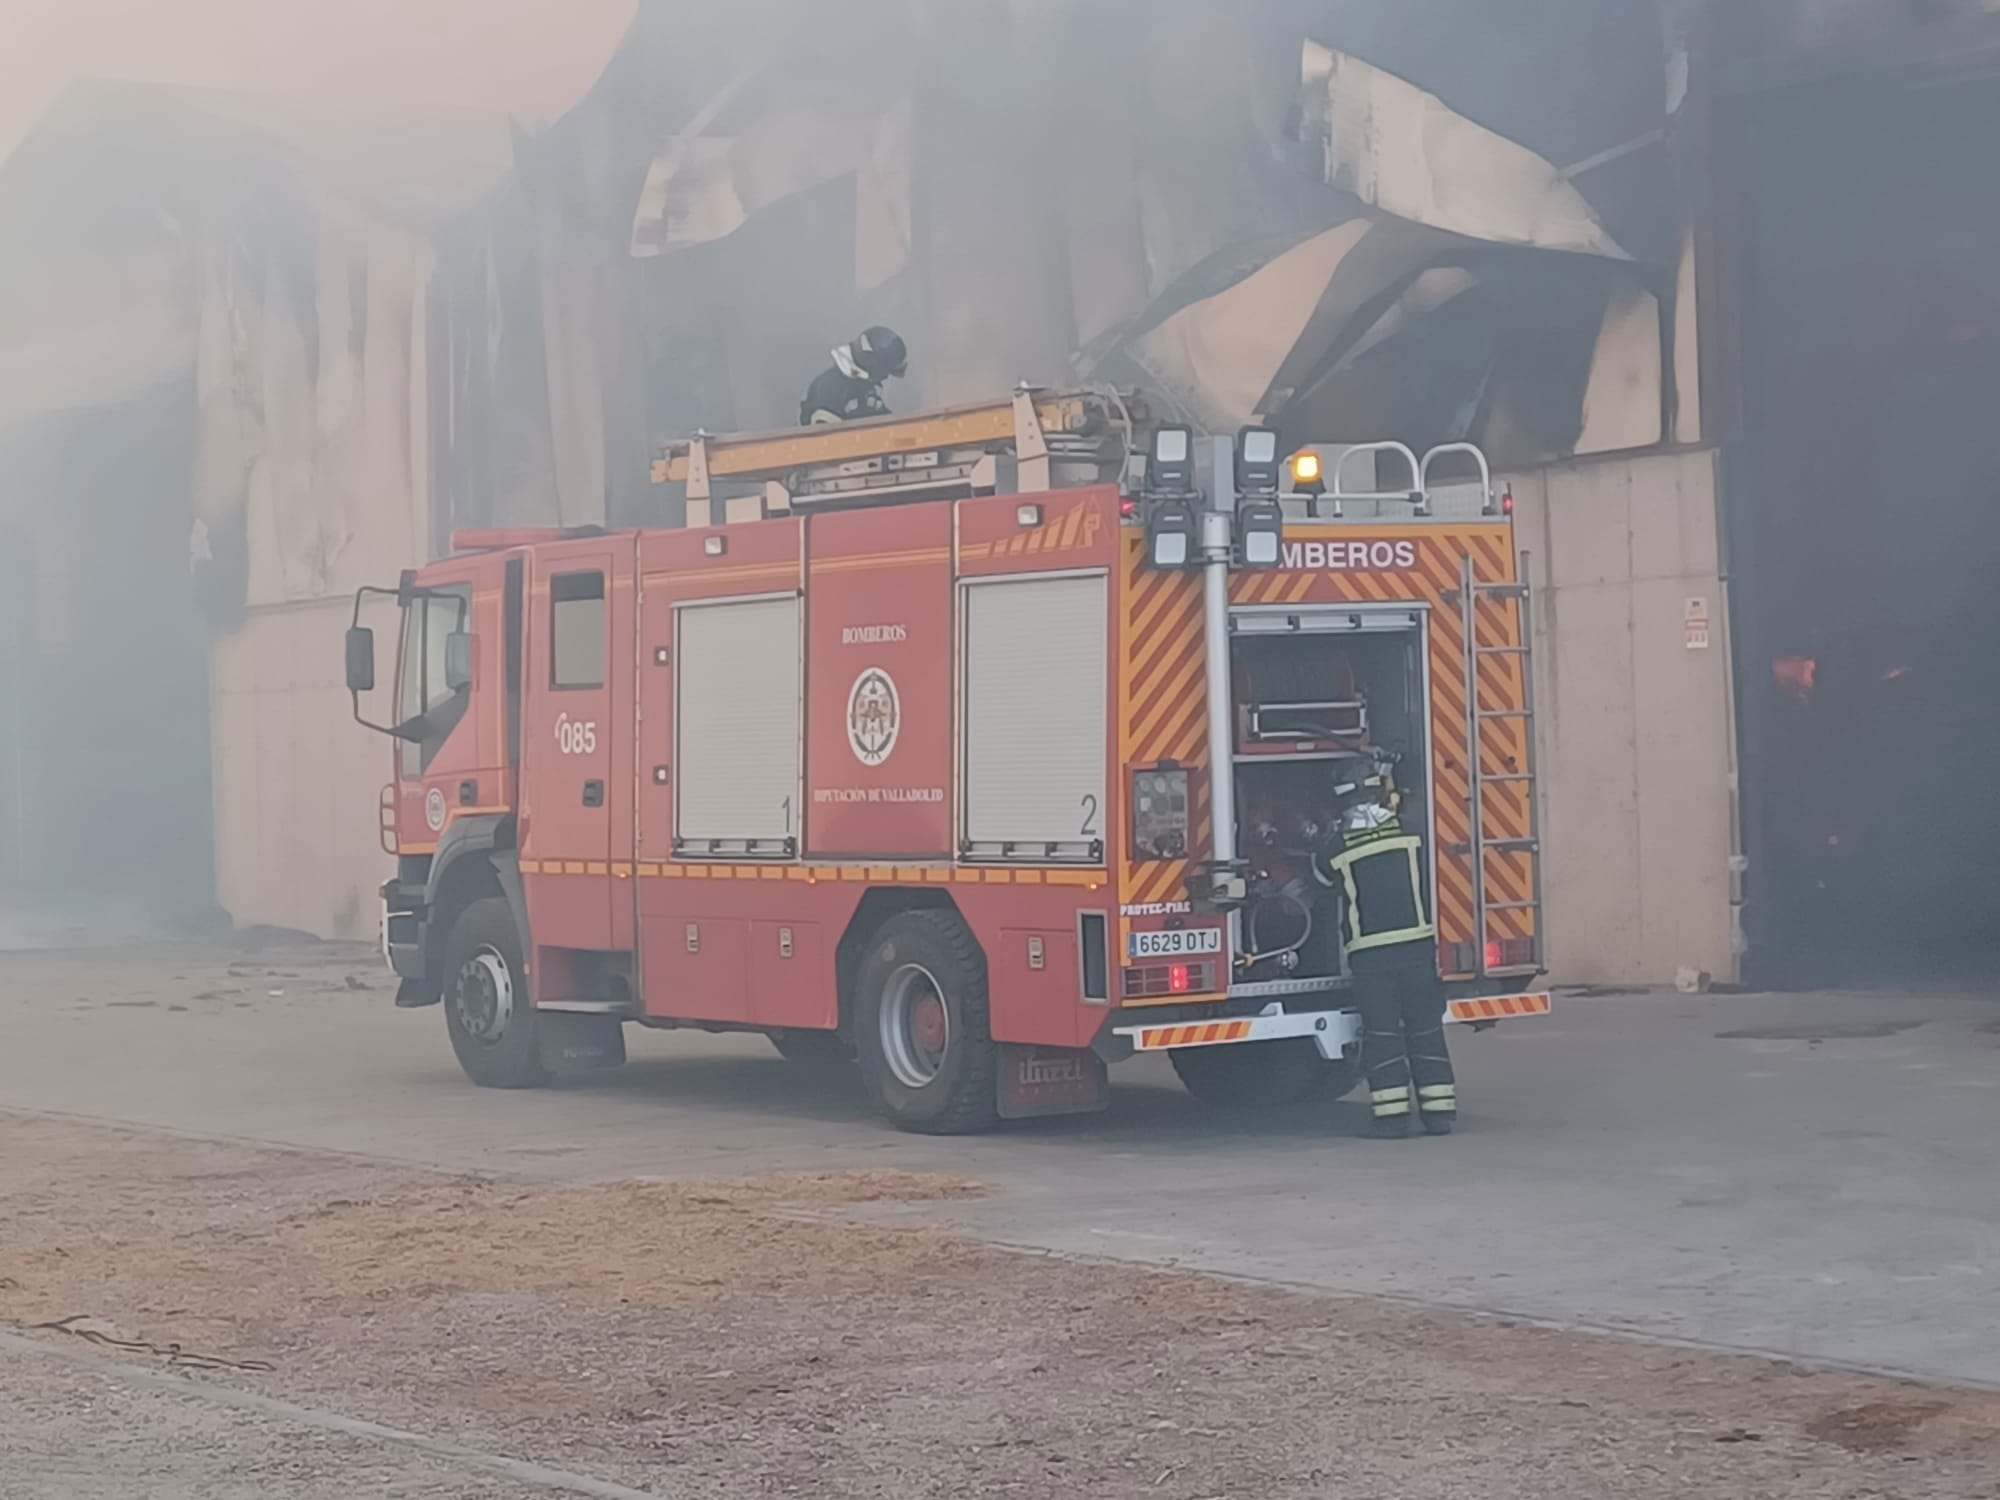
[1452,552,1546,978]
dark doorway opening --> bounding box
[1730,74,2000,987]
[0,382,217,941]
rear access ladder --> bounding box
[1452,554,1546,978]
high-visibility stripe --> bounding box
[1372,1097,1413,1118]
[1446,993,1551,1022]
[516,861,1103,890]
[1326,833,1423,872]
[1331,835,1438,953]
[1134,1019,1253,1051]
[1371,1086,1411,1103]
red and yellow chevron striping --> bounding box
[1117,537,1208,916]
[1133,1019,1256,1051]
[1113,521,1537,984]
[1446,993,1552,1023]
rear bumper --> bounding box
[1117,1005,1362,1060]
[1113,991,1551,1057]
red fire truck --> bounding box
[346,390,1548,1132]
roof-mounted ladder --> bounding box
[650,387,1134,526]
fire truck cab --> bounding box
[346,389,1548,1132]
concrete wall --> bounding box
[211,595,401,939]
[1506,448,1739,987]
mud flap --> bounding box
[997,1044,1108,1120]
[537,1012,627,1074]
[393,977,439,1009]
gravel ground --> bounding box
[3,1110,1999,1498]
[0,1355,553,1500]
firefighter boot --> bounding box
[1364,1059,1415,1138]
[1411,1054,1455,1132]
[1413,1057,1456,1133]
[1370,1100,1412,1139]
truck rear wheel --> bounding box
[1170,1039,1350,1109]
[854,909,998,1135]
[442,897,545,1089]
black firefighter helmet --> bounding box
[852,325,908,382]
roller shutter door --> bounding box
[676,595,800,847]
[963,574,1106,855]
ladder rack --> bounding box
[650,387,1136,526]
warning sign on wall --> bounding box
[1684,596,1710,651]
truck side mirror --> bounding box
[444,631,473,692]
[345,626,376,694]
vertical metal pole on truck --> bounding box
[1201,435,1239,873]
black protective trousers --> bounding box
[1351,943,1456,1121]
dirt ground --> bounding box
[4,1110,1999,1498]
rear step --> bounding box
[1116,993,1551,1053]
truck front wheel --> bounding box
[854,910,999,1135]
[1170,1039,1350,1109]
[441,897,545,1089]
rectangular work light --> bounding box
[1236,426,1281,496]
[1145,498,1200,569]
[1148,425,1194,496]
[1236,496,1285,569]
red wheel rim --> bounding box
[911,991,948,1053]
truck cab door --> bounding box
[389,561,495,851]
[521,542,621,951]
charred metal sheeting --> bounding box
[419,2,1700,526]
[1296,40,1629,259]
[577,6,1677,479]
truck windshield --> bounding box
[397,585,472,778]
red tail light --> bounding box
[1168,963,1191,994]
[1484,940,1504,972]
[1119,497,1138,519]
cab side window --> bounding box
[398,585,473,778]
[550,572,605,690]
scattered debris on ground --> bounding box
[4,1111,1999,1498]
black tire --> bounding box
[1319,1055,1364,1102]
[1170,1038,1346,1109]
[853,909,999,1135]
[769,1029,857,1065]
[441,896,545,1089]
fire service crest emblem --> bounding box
[846,668,900,767]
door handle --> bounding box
[582,780,605,808]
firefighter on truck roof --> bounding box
[800,325,908,425]
[1316,751,1457,1138]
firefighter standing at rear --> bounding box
[1316,754,1456,1137]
